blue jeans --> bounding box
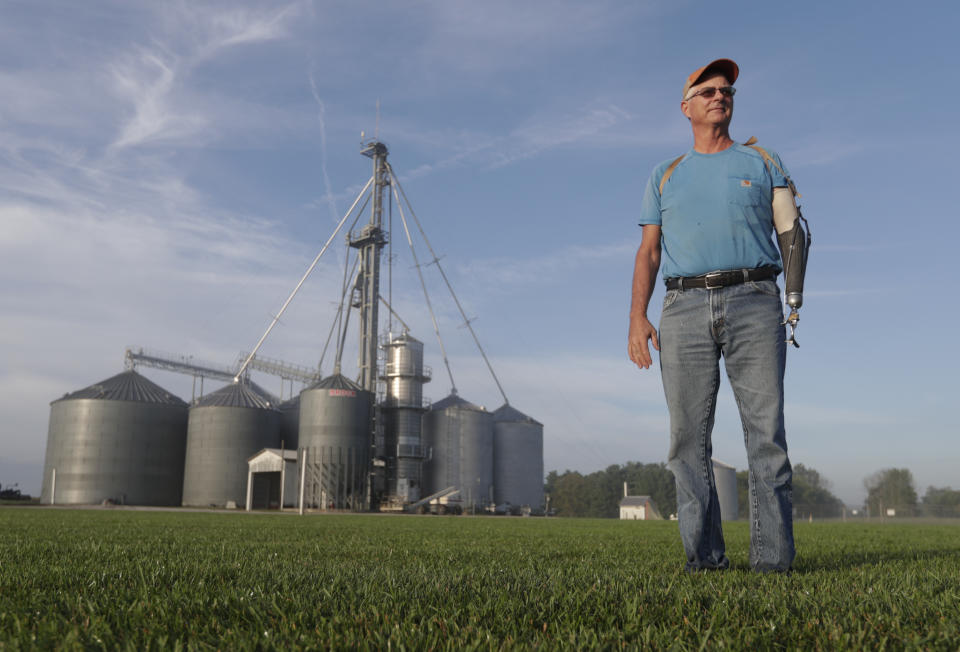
[659,278,794,572]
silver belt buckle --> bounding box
[704,271,724,289]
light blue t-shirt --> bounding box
[638,143,789,279]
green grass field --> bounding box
[1,509,958,649]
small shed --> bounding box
[246,448,298,510]
[619,495,661,520]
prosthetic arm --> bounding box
[773,187,810,347]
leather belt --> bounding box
[665,266,778,291]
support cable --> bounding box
[235,176,375,382]
[379,295,411,334]
[388,183,394,334]
[334,263,360,375]
[320,252,361,376]
[331,233,353,376]
[388,166,509,405]
[334,192,372,367]
[389,180,457,394]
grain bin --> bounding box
[381,333,430,504]
[493,404,544,513]
[278,395,300,450]
[181,380,281,508]
[422,393,493,511]
[41,370,188,505]
[298,374,372,510]
[712,458,738,520]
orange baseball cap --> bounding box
[682,59,739,99]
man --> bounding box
[628,58,804,573]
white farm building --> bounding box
[619,495,662,520]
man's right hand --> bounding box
[628,315,659,369]
[629,225,662,370]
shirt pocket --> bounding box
[728,177,763,207]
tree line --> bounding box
[0,483,30,502]
[544,462,676,519]
[862,468,960,517]
[544,463,960,519]
[739,463,845,519]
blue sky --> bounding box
[1,1,957,505]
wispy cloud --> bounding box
[489,104,635,169]
[308,70,338,223]
[194,4,301,57]
[783,140,864,168]
[109,3,301,150]
[387,102,637,184]
[456,242,636,289]
[313,100,640,206]
[413,2,658,79]
[381,89,691,187]
[109,49,202,149]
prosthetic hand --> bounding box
[777,219,809,348]
[772,186,810,348]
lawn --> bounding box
[1,508,958,649]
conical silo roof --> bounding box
[194,380,279,410]
[53,370,187,406]
[494,403,542,425]
[307,373,364,392]
[386,332,423,345]
[431,393,486,412]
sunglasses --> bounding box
[685,86,736,101]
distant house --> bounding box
[619,495,661,520]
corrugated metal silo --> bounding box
[712,458,738,520]
[278,395,300,450]
[381,333,430,505]
[298,374,372,510]
[422,393,493,511]
[40,370,188,505]
[181,380,281,508]
[493,404,544,513]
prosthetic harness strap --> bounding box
[742,136,802,199]
[657,137,801,198]
[658,154,686,196]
